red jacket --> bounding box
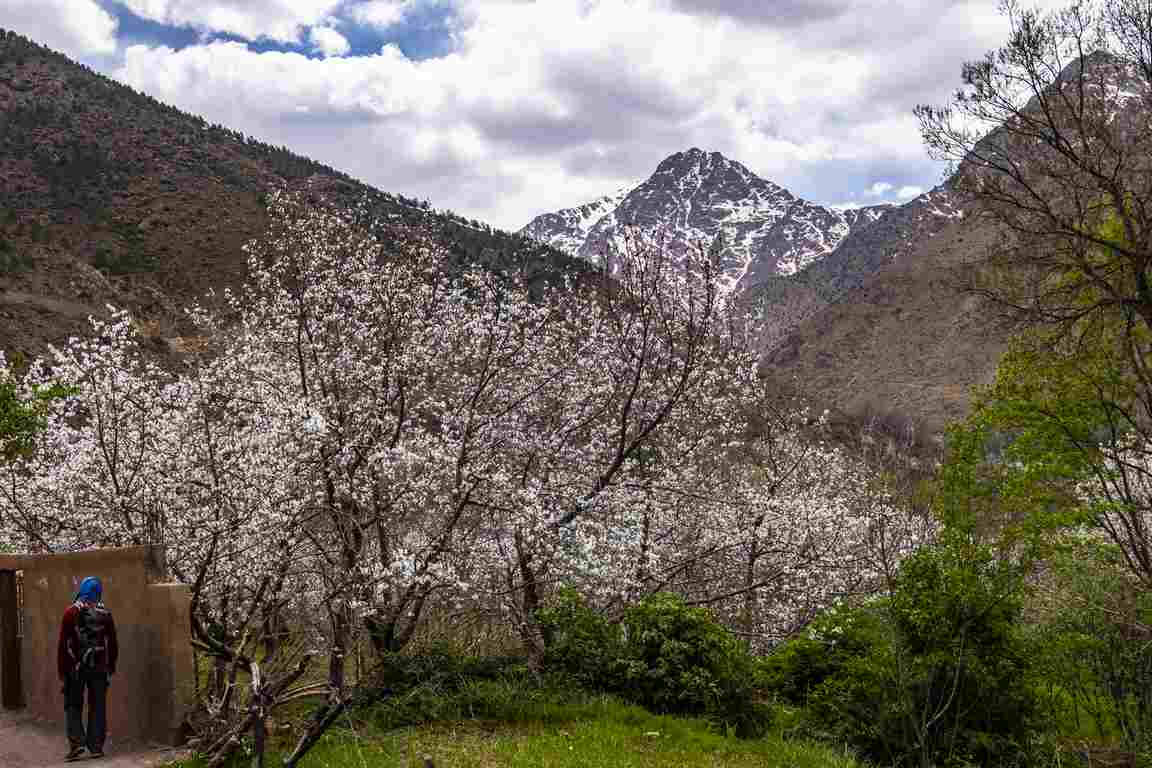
[57,603,118,680]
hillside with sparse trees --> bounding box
[0,28,587,363]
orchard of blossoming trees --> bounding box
[0,193,929,701]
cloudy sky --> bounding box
[0,0,1057,230]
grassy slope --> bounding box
[171,696,860,768]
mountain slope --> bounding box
[0,29,585,359]
[523,147,991,428]
[761,205,1010,430]
[759,52,1149,430]
[755,186,965,351]
[521,185,633,257]
[522,149,866,290]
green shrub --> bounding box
[537,589,770,737]
[375,642,529,692]
[93,242,156,274]
[803,543,1036,768]
[1027,539,1152,755]
[364,643,590,732]
[617,593,768,735]
[0,238,31,273]
[537,586,622,689]
[759,602,883,706]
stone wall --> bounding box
[0,546,193,745]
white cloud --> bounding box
[348,0,413,28]
[309,26,350,57]
[119,0,344,42]
[862,181,925,202]
[896,185,925,199]
[0,0,118,57]
[109,0,1033,229]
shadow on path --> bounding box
[0,709,188,768]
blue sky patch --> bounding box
[95,0,460,61]
[339,1,460,60]
[98,1,200,50]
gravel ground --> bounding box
[0,709,188,768]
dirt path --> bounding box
[0,710,187,768]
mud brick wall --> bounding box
[0,546,193,745]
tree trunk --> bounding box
[249,682,266,768]
[741,531,761,636]
[514,530,545,664]
[328,601,350,694]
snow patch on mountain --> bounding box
[519,184,633,257]
[520,149,873,289]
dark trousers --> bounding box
[64,666,108,752]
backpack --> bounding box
[75,604,112,669]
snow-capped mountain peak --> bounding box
[520,148,876,290]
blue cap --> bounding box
[75,576,102,603]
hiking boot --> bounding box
[65,746,86,761]
[89,748,105,759]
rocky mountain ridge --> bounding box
[754,185,965,348]
[522,149,885,291]
[524,148,988,429]
[523,149,968,349]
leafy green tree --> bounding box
[0,367,72,461]
[804,538,1034,768]
[1027,537,1152,754]
[926,199,1152,592]
[947,314,1152,588]
[915,7,1152,759]
[925,221,1152,761]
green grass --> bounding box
[171,694,861,768]
[1038,686,1118,744]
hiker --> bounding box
[57,576,118,761]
